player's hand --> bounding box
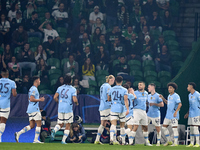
[159,94,164,99]
[75,102,79,106]
[40,97,45,101]
[149,103,154,106]
[126,110,129,116]
[184,113,189,119]
[173,111,177,117]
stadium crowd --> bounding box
[0,0,178,94]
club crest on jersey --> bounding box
[142,93,144,96]
[151,97,152,99]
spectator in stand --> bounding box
[77,32,91,54]
[50,0,60,11]
[81,46,93,63]
[23,2,36,20]
[54,76,64,91]
[141,25,150,37]
[114,55,134,83]
[0,13,10,46]
[34,44,47,65]
[17,43,36,77]
[91,27,101,44]
[85,0,103,10]
[63,55,79,78]
[130,6,141,27]
[155,45,171,73]
[111,37,126,60]
[10,10,25,32]
[40,110,51,143]
[92,17,106,34]
[39,21,60,42]
[43,12,56,28]
[142,0,158,19]
[122,25,135,41]
[149,11,162,32]
[94,46,109,71]
[8,56,20,79]
[156,0,169,10]
[106,25,121,49]
[8,2,19,22]
[52,3,68,28]
[67,122,86,143]
[3,44,12,65]
[126,33,141,61]
[141,35,153,61]
[135,16,148,33]
[25,11,42,39]
[36,58,49,84]
[60,37,74,59]
[42,36,57,58]
[153,35,166,57]
[12,25,28,50]
[72,77,82,95]
[161,10,173,31]
[74,18,91,35]
[20,75,31,94]
[82,58,95,81]
[0,54,6,71]
[93,34,108,54]
[89,6,103,25]
[117,5,129,29]
[73,24,86,42]
[105,0,118,29]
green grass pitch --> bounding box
[0,143,195,150]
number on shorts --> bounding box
[194,117,199,123]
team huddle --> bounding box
[0,68,199,146]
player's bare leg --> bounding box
[0,117,7,142]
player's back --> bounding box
[0,78,16,109]
[27,86,40,113]
[147,93,162,118]
[109,85,128,113]
[99,83,111,111]
[57,84,77,113]
[134,90,148,111]
[188,91,200,118]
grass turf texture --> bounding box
[0,143,195,150]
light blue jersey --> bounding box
[134,90,148,111]
[125,94,135,118]
[99,83,111,111]
[27,86,40,113]
[0,78,16,109]
[188,91,200,118]
[56,84,77,113]
[165,93,181,120]
[108,85,128,113]
[147,93,163,118]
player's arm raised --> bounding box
[129,88,137,99]
[53,93,59,102]
[124,95,129,116]
[30,95,45,102]
[159,94,167,104]
[73,96,79,106]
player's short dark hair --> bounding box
[123,84,130,90]
[188,82,196,90]
[32,76,40,84]
[1,68,9,76]
[139,81,145,85]
[149,83,156,88]
[115,76,123,83]
[64,75,71,85]
[167,82,178,90]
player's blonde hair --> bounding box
[106,75,114,83]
